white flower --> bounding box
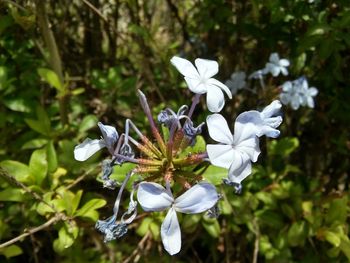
[206,114,260,184]
[137,181,219,255]
[74,122,118,161]
[265,53,290,77]
[225,71,246,95]
[171,56,232,113]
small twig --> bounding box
[0,167,56,212]
[81,0,108,23]
[2,0,27,12]
[252,218,260,263]
[122,232,151,263]
[0,215,62,249]
[0,167,69,248]
[66,167,97,190]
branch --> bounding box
[122,232,150,263]
[0,167,57,212]
[35,0,68,125]
[252,218,260,263]
[0,167,69,248]
[0,215,62,249]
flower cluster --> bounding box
[280,76,318,110]
[74,56,283,255]
[225,53,318,110]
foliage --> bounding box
[0,0,349,262]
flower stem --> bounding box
[187,94,201,119]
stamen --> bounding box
[137,90,166,155]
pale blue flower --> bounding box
[137,181,219,255]
[280,77,318,110]
[171,56,232,113]
[206,113,260,184]
[206,101,282,184]
[225,71,246,95]
[265,53,290,77]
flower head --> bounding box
[137,181,219,255]
[171,56,232,112]
[265,53,290,77]
[206,114,260,184]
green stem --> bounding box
[35,0,68,125]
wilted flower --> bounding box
[137,181,219,255]
[225,71,246,95]
[171,56,232,112]
[265,53,290,77]
[74,122,118,161]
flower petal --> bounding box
[261,100,282,119]
[233,111,262,141]
[195,58,218,78]
[227,154,252,184]
[74,138,105,161]
[175,182,219,214]
[206,85,225,112]
[161,207,181,255]
[309,87,318,96]
[137,182,174,212]
[279,59,290,67]
[269,53,279,64]
[170,56,200,79]
[184,77,207,94]
[207,78,232,99]
[206,114,233,144]
[207,144,235,169]
[234,136,261,162]
[98,122,118,151]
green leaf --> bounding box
[0,245,22,258]
[202,217,220,238]
[78,115,98,133]
[21,139,48,150]
[75,198,106,221]
[3,98,32,113]
[0,160,30,182]
[38,68,63,92]
[36,192,55,215]
[29,148,48,185]
[201,165,227,185]
[149,222,160,240]
[0,188,24,202]
[268,137,299,157]
[71,190,83,216]
[188,135,206,153]
[46,141,58,173]
[136,217,153,236]
[25,118,50,136]
[326,196,348,225]
[287,221,307,246]
[324,230,341,247]
[53,223,79,253]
